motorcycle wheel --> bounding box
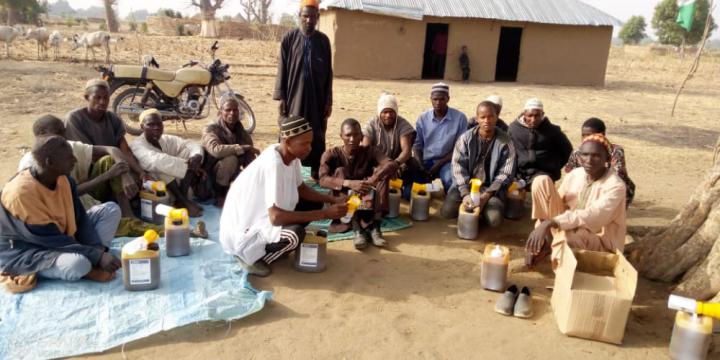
[235,95,256,134]
[112,87,159,136]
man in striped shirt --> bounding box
[440,101,516,228]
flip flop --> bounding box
[494,284,518,316]
[513,286,534,318]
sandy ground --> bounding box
[1,31,719,359]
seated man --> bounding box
[130,109,205,217]
[220,115,347,277]
[441,101,516,227]
[525,134,626,266]
[201,94,260,205]
[467,95,508,132]
[413,82,468,192]
[321,118,398,250]
[361,93,422,189]
[18,115,125,217]
[64,79,146,217]
[0,136,122,293]
[508,98,573,186]
[564,117,635,207]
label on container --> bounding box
[128,259,152,285]
[299,243,318,266]
[140,199,153,221]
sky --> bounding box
[54,0,720,39]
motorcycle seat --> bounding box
[112,65,176,82]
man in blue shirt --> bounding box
[412,83,468,192]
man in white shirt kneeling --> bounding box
[220,115,347,276]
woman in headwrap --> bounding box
[525,133,627,267]
[201,94,260,206]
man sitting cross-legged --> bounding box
[440,101,516,228]
[320,118,398,250]
[525,134,626,267]
[0,136,122,294]
[129,109,205,217]
[220,115,347,277]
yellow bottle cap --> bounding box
[470,178,482,194]
[389,179,403,189]
[411,182,425,194]
[169,209,186,222]
[154,181,166,192]
[143,229,159,243]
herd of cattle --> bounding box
[0,26,114,63]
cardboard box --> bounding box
[551,242,638,344]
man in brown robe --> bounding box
[319,119,397,250]
[201,95,260,205]
[273,0,333,180]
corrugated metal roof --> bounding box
[321,0,622,26]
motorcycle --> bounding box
[96,41,255,135]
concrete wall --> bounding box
[320,9,613,86]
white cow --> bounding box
[0,25,23,58]
[71,31,111,64]
[25,27,50,60]
[49,30,62,61]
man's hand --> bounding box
[526,220,554,255]
[462,194,475,210]
[121,173,139,199]
[332,193,348,204]
[187,155,203,172]
[324,104,332,119]
[346,180,373,194]
[241,145,261,156]
[325,203,348,219]
[279,100,288,116]
[429,162,443,177]
[98,252,121,273]
[107,161,129,178]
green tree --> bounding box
[0,0,47,25]
[619,15,647,45]
[652,0,717,46]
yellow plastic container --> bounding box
[139,180,170,225]
[294,231,328,272]
[122,230,161,291]
[341,195,362,223]
[410,182,430,221]
[480,244,510,292]
[669,311,713,360]
[457,204,480,240]
[156,204,190,257]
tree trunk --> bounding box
[200,18,218,38]
[6,5,19,26]
[103,0,119,32]
[628,136,720,301]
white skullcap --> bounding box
[485,95,503,107]
[430,82,449,96]
[377,93,398,116]
[524,98,544,111]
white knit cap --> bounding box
[524,98,544,111]
[485,95,503,107]
[377,93,398,116]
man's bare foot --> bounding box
[83,267,116,282]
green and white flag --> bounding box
[676,0,696,31]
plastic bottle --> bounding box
[480,244,509,292]
[139,181,170,224]
[469,178,482,206]
[410,182,431,221]
[156,204,190,257]
[341,195,362,223]
[506,179,528,220]
[669,295,720,319]
[388,179,403,218]
[457,204,480,239]
[294,230,328,272]
[669,311,713,360]
[122,229,161,291]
